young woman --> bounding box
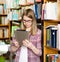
[11,9,42,62]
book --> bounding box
[57,24,60,50]
[12,10,18,20]
[46,25,57,47]
[56,55,60,62]
[46,27,51,47]
[0,5,3,14]
[19,0,26,5]
[27,0,34,4]
[51,27,57,48]
[0,29,3,38]
[46,54,59,62]
[35,3,38,19]
[37,3,42,19]
[36,0,41,2]
[46,55,52,62]
[11,26,19,37]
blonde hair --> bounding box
[21,9,37,35]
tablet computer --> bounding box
[14,30,29,46]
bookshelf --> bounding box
[0,2,10,62]
[0,3,10,39]
[42,0,60,60]
[43,19,60,62]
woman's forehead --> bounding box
[23,16,32,20]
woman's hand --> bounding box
[12,40,20,48]
[11,40,20,52]
[22,39,33,49]
[22,39,41,56]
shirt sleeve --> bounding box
[36,29,42,56]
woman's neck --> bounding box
[26,27,31,32]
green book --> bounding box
[11,26,19,37]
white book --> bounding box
[44,2,57,20]
[37,3,42,19]
[0,5,3,14]
[6,0,13,8]
[27,0,34,4]
[7,11,12,20]
[2,17,5,24]
[5,17,9,25]
[57,24,60,50]
[0,30,3,38]
[19,0,26,5]
[4,29,8,38]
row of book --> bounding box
[46,24,60,50]
[0,0,41,10]
[22,2,42,19]
[0,2,42,25]
[46,54,60,62]
[4,0,41,8]
[42,2,57,20]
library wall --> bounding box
[0,0,42,62]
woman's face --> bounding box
[23,16,32,28]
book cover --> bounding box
[46,25,57,47]
[35,3,38,19]
[57,24,60,50]
[46,28,51,47]
[37,3,42,19]
[51,27,57,48]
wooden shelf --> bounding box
[19,3,34,7]
[45,46,60,51]
[10,20,21,22]
[10,21,21,26]
[0,14,7,17]
[44,0,57,3]
[0,37,9,40]
[0,25,8,28]
[19,1,41,6]
[0,3,4,5]
[10,7,21,10]
[42,19,60,22]
[12,22,21,26]
[43,19,59,62]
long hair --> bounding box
[21,9,37,35]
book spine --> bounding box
[51,28,57,48]
[57,24,60,50]
[35,3,38,19]
[46,28,51,47]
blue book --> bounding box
[51,27,57,48]
[46,25,57,47]
[54,54,59,62]
[12,10,18,20]
[35,3,38,19]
